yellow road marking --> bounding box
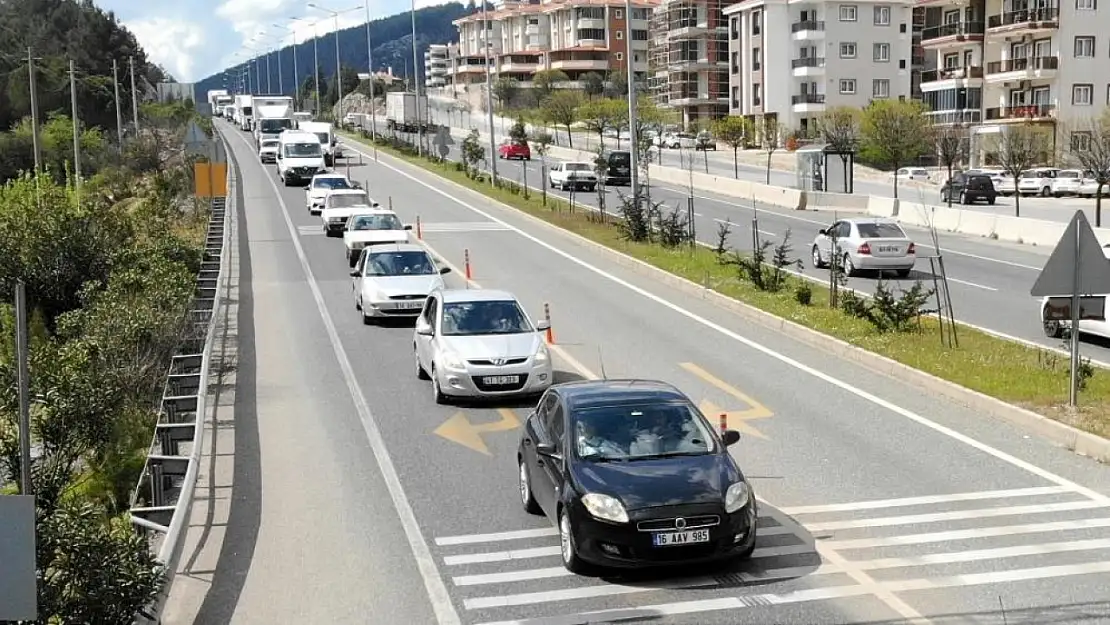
[433,408,521,455]
[680,362,774,419]
[699,399,770,440]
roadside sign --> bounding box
[1030,210,1110,297]
[0,495,36,621]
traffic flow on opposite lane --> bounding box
[219,118,1110,625]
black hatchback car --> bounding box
[940,173,998,205]
[517,380,757,573]
[603,151,632,186]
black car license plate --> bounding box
[483,375,520,386]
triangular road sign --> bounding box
[1030,210,1110,296]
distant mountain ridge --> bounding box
[195,2,472,97]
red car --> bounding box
[498,138,531,160]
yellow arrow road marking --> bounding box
[433,408,521,455]
[699,399,770,440]
[680,362,774,419]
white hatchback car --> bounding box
[1017,167,1059,197]
[305,173,354,214]
[811,218,916,277]
[414,288,553,404]
[1051,169,1086,197]
[350,243,450,323]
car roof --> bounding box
[364,242,427,254]
[325,188,367,195]
[843,217,900,225]
[350,208,398,217]
[553,379,689,411]
[436,288,519,304]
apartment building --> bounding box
[649,0,730,126]
[919,0,1110,164]
[724,0,914,136]
[449,0,655,91]
[425,44,451,89]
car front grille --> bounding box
[389,294,427,300]
[467,357,528,366]
[472,374,529,392]
[637,515,721,532]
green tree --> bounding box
[989,123,1053,218]
[760,117,787,184]
[531,69,568,106]
[713,116,753,178]
[605,70,629,98]
[1067,111,1110,226]
[493,77,520,111]
[859,99,932,198]
[541,90,582,148]
[581,72,605,99]
[816,106,861,194]
[578,98,626,148]
[509,117,528,143]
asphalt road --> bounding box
[345,123,1110,366]
[214,118,1110,624]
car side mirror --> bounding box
[415,319,434,336]
[818,228,827,236]
[439,266,451,274]
[536,443,561,461]
[404,224,413,230]
[303,186,310,190]
[349,269,359,277]
[535,319,551,331]
[722,429,741,447]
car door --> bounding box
[524,392,560,517]
[415,295,439,369]
[351,248,367,298]
[534,395,566,518]
[819,220,841,257]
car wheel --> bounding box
[518,458,542,515]
[941,190,948,203]
[415,345,430,380]
[960,191,968,205]
[431,365,449,404]
[559,508,589,574]
[1043,305,1064,338]
[1041,186,1052,197]
[355,294,362,311]
[988,197,997,205]
[362,305,374,325]
[348,250,358,268]
[811,245,826,269]
[843,253,857,277]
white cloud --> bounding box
[124,17,208,82]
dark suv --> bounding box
[603,150,632,186]
[941,173,997,205]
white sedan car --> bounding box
[351,243,450,323]
[893,167,931,184]
[305,173,355,214]
[259,139,280,164]
[548,162,597,192]
[414,288,553,403]
[811,218,916,277]
[321,189,379,236]
[343,210,412,266]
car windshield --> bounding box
[366,251,435,276]
[1059,171,1081,179]
[261,141,279,150]
[856,222,906,239]
[284,142,321,157]
[608,153,630,166]
[350,214,403,231]
[314,177,351,190]
[566,163,591,171]
[327,194,369,208]
[573,402,714,462]
[260,118,292,133]
[441,300,532,336]
[242,106,253,115]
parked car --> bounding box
[657,132,697,149]
[940,173,998,205]
[1051,169,1086,197]
[1078,177,1110,198]
[695,132,717,151]
[810,218,916,277]
[893,167,931,183]
[549,161,598,192]
[498,137,531,160]
[1017,167,1059,197]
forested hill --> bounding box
[0,0,165,132]
[196,2,472,97]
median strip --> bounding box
[340,130,1110,446]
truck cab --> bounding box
[300,121,340,166]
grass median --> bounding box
[342,130,1110,441]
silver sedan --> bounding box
[351,243,450,323]
[414,288,553,403]
[811,218,916,277]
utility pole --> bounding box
[333,18,343,123]
[112,58,124,151]
[481,0,497,182]
[265,51,272,93]
[129,56,140,134]
[69,59,82,208]
[411,0,422,156]
[624,0,639,210]
[15,281,31,496]
[313,24,321,115]
[365,3,377,139]
[26,48,42,173]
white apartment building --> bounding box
[724,0,914,136]
[424,44,450,89]
[919,0,1110,165]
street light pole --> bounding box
[624,0,639,209]
[481,0,497,182]
[365,2,377,139]
[411,0,423,156]
[276,23,300,104]
[334,16,343,122]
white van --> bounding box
[276,131,326,186]
[299,121,340,166]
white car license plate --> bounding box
[653,529,710,547]
[483,375,520,386]
[396,301,423,309]
[878,245,897,253]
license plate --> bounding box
[653,529,710,547]
[483,375,520,385]
[395,301,423,309]
[878,246,897,253]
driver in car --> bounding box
[576,420,626,458]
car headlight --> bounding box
[533,344,549,364]
[581,493,629,524]
[725,481,751,513]
[439,351,466,370]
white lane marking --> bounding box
[882,560,1110,592]
[823,517,1110,550]
[227,127,462,625]
[463,575,719,610]
[711,216,774,237]
[781,486,1071,515]
[436,527,557,546]
[807,500,1107,532]
[945,276,999,291]
[444,546,560,566]
[847,537,1110,571]
[343,140,1110,507]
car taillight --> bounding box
[857,242,871,255]
[907,242,916,255]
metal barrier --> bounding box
[128,133,232,623]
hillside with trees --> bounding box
[195,1,472,101]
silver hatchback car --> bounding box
[811,218,916,277]
[414,288,553,403]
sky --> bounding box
[101,0,452,83]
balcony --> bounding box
[791,20,825,39]
[792,57,826,77]
[549,49,610,72]
[920,21,985,46]
[984,104,1056,122]
[920,65,984,87]
[926,109,983,125]
[985,55,1058,81]
[986,7,1059,32]
[792,93,827,112]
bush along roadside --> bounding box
[0,101,211,624]
[342,127,1110,441]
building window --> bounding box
[614,8,623,18]
[874,6,891,25]
[1077,0,1096,9]
[753,47,761,69]
[873,79,890,98]
[752,10,762,34]
[1072,131,1093,152]
[874,43,890,62]
[840,79,856,94]
[732,51,739,73]
[753,83,761,105]
[840,5,858,20]
[632,29,648,40]
[616,30,623,39]
[1074,83,1094,105]
[577,28,606,41]
[615,52,623,61]
[1075,36,1095,57]
[840,42,857,58]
